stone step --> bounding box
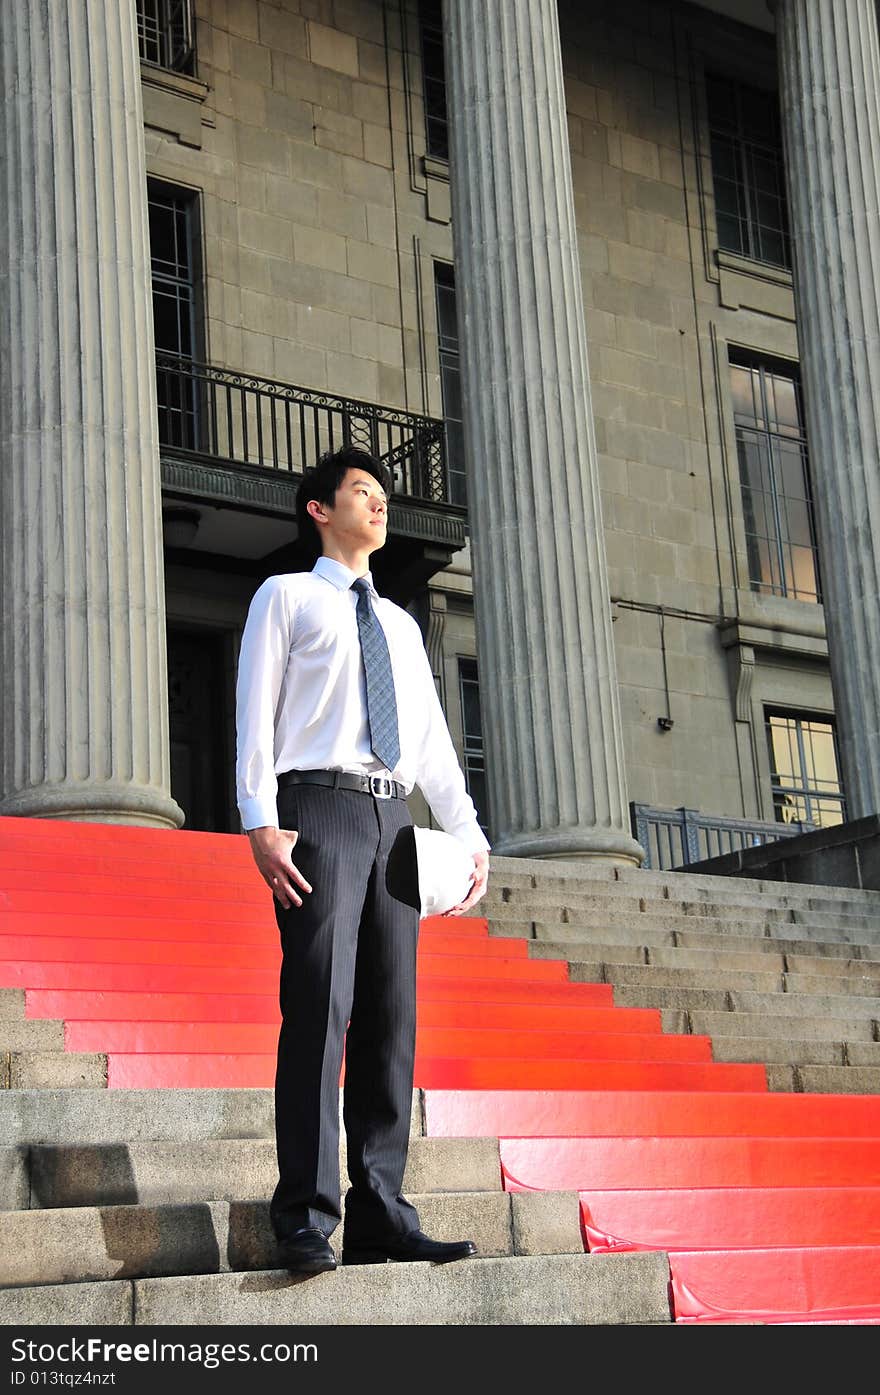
[688,1010,878,1042]
[709,1037,855,1066]
[787,955,880,979]
[534,943,785,973]
[614,985,880,1019]
[789,1065,880,1095]
[15,1135,502,1211]
[486,857,880,910]
[844,1043,880,1066]
[570,962,786,993]
[0,1087,420,1162]
[579,960,880,1002]
[0,990,25,1021]
[677,930,880,959]
[527,941,650,964]
[1,1052,107,1090]
[0,1020,65,1051]
[481,892,876,926]
[488,853,880,903]
[482,896,800,926]
[490,922,679,948]
[509,912,880,944]
[786,973,880,998]
[541,943,880,982]
[0,1188,582,1289]
[0,1249,673,1326]
[500,922,880,960]
[0,1087,277,1148]
[485,892,875,926]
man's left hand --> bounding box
[447,850,489,916]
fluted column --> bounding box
[772,0,880,818]
[443,0,642,862]
[0,0,184,827]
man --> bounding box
[236,445,490,1276]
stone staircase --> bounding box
[0,1085,669,1325]
[4,819,880,1323]
[470,855,880,1094]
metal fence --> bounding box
[155,353,450,503]
[630,802,815,871]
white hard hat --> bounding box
[412,826,475,916]
[385,824,475,917]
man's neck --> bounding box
[321,543,373,576]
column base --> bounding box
[0,781,185,829]
[491,826,645,867]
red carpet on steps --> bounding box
[2,815,880,1325]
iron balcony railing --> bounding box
[155,352,451,503]
[630,802,815,871]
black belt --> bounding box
[277,769,406,800]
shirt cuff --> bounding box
[238,796,279,831]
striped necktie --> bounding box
[351,578,401,772]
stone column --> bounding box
[442,0,642,862]
[772,0,880,818]
[0,0,184,827]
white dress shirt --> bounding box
[235,555,490,855]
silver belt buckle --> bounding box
[369,775,394,798]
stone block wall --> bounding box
[145,0,836,835]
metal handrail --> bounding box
[155,352,450,503]
[630,801,816,871]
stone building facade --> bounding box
[2,0,878,866]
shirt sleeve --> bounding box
[408,628,491,856]
[235,577,292,831]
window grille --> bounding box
[707,73,790,268]
[730,356,819,602]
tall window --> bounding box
[434,263,467,505]
[137,0,195,74]
[458,659,488,834]
[765,710,845,828]
[730,356,820,602]
[707,74,790,268]
[148,181,201,449]
[419,0,449,161]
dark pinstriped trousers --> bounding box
[270,782,421,1243]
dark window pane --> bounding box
[709,134,739,181]
[434,262,466,505]
[420,1,448,161]
[706,74,737,129]
[148,179,199,449]
[458,658,488,834]
[707,73,790,268]
[136,0,194,73]
[716,213,746,255]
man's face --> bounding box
[318,468,388,553]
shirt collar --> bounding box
[312,555,377,597]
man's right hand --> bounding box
[247,826,313,910]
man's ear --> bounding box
[306,498,329,525]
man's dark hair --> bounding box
[295,445,392,557]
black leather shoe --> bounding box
[276,1228,337,1275]
[341,1229,477,1266]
